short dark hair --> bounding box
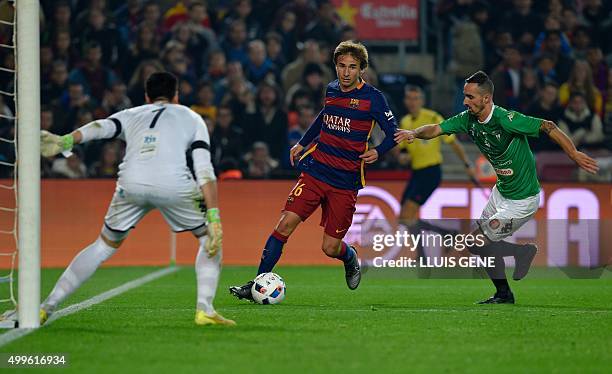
[145,71,178,101]
[569,91,585,101]
[404,84,424,96]
[465,70,494,95]
[542,80,558,90]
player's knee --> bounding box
[100,234,123,248]
[275,216,300,237]
[100,224,129,248]
[321,242,339,257]
[275,222,292,237]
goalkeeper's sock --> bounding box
[257,230,287,275]
[195,235,221,315]
[337,242,355,263]
[42,237,116,312]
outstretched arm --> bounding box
[41,118,120,157]
[541,120,599,174]
[415,124,443,139]
[394,124,442,143]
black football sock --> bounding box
[469,244,511,296]
[407,223,425,259]
[492,278,511,297]
[416,219,457,236]
[487,240,529,257]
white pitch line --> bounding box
[0,266,180,348]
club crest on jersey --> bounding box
[349,98,360,108]
[507,112,514,122]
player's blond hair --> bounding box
[333,41,369,70]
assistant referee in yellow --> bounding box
[394,85,475,228]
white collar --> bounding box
[478,104,495,124]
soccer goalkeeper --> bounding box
[38,72,234,326]
[395,71,599,304]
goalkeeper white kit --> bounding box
[89,102,216,236]
[40,101,230,322]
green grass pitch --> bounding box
[1,266,611,372]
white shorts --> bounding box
[103,183,206,239]
[477,185,539,242]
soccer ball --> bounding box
[251,272,286,305]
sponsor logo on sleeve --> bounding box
[494,168,514,176]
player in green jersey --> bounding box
[395,71,599,304]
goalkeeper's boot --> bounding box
[0,308,50,326]
[195,310,236,326]
[513,244,538,281]
[344,246,361,290]
[40,308,50,325]
[477,292,515,304]
[229,280,255,301]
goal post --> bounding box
[16,0,41,329]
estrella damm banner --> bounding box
[332,0,419,41]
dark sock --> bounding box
[336,242,355,263]
[407,224,425,259]
[257,230,288,275]
[416,219,457,236]
[488,240,527,257]
[469,244,511,296]
[492,278,510,296]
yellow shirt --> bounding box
[191,105,217,122]
[558,83,603,116]
[400,108,455,170]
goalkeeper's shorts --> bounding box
[103,182,207,237]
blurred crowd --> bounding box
[0,0,357,179]
[440,0,612,157]
[0,0,610,181]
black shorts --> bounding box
[401,164,442,205]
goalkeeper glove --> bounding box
[205,208,223,257]
[41,130,74,157]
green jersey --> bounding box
[440,105,542,200]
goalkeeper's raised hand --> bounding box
[41,130,73,157]
[205,208,223,257]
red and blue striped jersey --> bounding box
[297,79,398,190]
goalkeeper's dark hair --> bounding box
[145,71,178,101]
[465,70,494,95]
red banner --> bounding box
[333,0,419,41]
